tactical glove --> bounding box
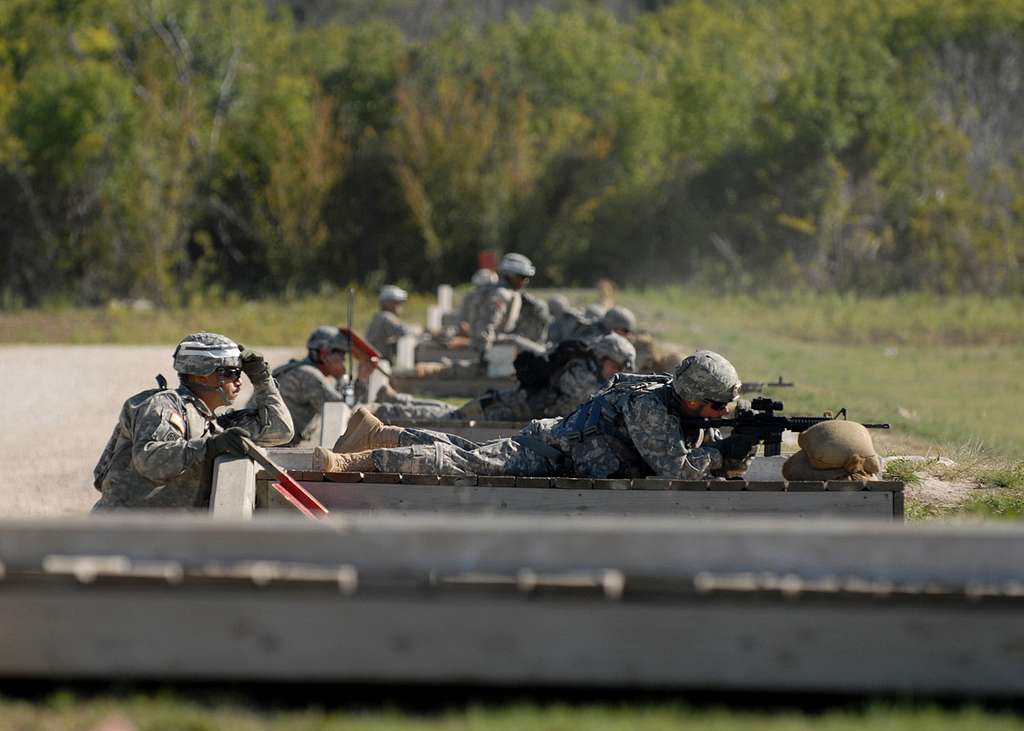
[206,427,252,459]
[713,433,759,470]
[239,347,271,385]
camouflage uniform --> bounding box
[468,279,522,352]
[271,358,347,444]
[93,352,293,509]
[466,356,605,421]
[513,292,551,343]
[366,310,413,362]
[458,285,491,331]
[367,372,725,479]
[547,309,587,345]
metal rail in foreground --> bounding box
[0,514,1022,695]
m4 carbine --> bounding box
[679,397,890,457]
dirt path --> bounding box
[0,345,293,516]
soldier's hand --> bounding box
[207,427,252,459]
[713,433,759,470]
[238,347,271,384]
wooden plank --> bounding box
[786,481,826,492]
[826,480,868,492]
[323,472,364,483]
[515,477,553,489]
[553,478,593,490]
[275,483,896,519]
[746,481,787,492]
[319,402,351,449]
[0,587,1022,695]
[209,456,256,519]
[477,476,516,487]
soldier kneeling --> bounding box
[93,332,294,509]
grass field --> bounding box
[3,694,1024,731]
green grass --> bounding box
[882,459,922,485]
[4,694,1024,730]
[612,287,1023,458]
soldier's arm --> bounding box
[130,394,209,481]
[622,392,724,480]
[231,374,295,446]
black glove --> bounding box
[713,433,759,467]
[206,427,252,459]
[239,347,271,385]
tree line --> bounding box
[1,0,1022,307]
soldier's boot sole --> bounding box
[313,447,376,473]
[333,407,401,452]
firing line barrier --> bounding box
[210,447,903,520]
[0,513,1019,695]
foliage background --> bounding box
[1,0,1022,307]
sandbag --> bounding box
[797,420,881,476]
[782,450,851,481]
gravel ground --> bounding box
[0,345,293,516]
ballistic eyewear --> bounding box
[216,367,243,380]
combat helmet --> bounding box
[471,268,498,286]
[498,252,536,278]
[672,350,741,403]
[547,294,571,318]
[591,333,636,371]
[306,326,351,356]
[379,285,408,304]
[601,305,636,334]
[173,332,242,376]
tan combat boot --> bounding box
[332,406,403,453]
[313,447,377,473]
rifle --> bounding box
[679,397,889,457]
[739,376,794,394]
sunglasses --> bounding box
[216,367,243,380]
[705,399,730,410]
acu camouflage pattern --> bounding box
[557,374,723,479]
[365,373,724,480]
[371,421,559,477]
[93,379,293,509]
[457,282,491,330]
[269,358,346,444]
[512,292,551,343]
[366,310,413,361]
[672,350,741,403]
[369,391,456,422]
[547,308,588,344]
[470,355,606,421]
[468,279,522,352]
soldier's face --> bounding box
[508,274,529,290]
[191,369,242,407]
[680,398,732,417]
[320,348,347,378]
[600,359,621,381]
[698,400,731,417]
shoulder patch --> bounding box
[167,411,186,435]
